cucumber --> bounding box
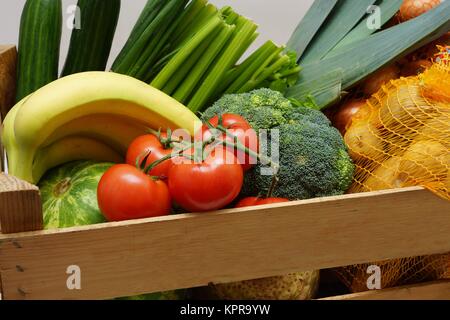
[61,0,121,76]
[16,0,62,102]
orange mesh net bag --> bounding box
[334,50,450,293]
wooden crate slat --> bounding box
[321,280,450,300]
[0,173,43,234]
[0,186,449,300]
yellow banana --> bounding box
[32,135,123,183]
[4,109,141,179]
[6,71,201,182]
[1,96,30,173]
[44,114,150,154]
[14,72,201,147]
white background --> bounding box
[0,0,315,70]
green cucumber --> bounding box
[61,0,121,76]
[16,0,62,102]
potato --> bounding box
[442,171,450,198]
[399,140,449,182]
[378,82,436,131]
[417,115,450,149]
[362,156,411,191]
[344,121,385,162]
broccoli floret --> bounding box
[242,119,354,200]
[202,88,295,130]
[286,103,332,127]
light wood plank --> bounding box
[321,280,450,300]
[0,45,17,120]
[0,173,43,234]
[0,186,449,300]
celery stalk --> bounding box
[171,0,208,40]
[112,0,185,74]
[161,26,223,95]
[137,0,209,78]
[145,48,178,83]
[173,24,235,103]
[224,42,280,94]
[112,0,165,71]
[221,6,240,24]
[171,4,219,50]
[240,54,290,93]
[131,0,190,80]
[128,15,175,78]
[187,18,258,112]
[151,15,223,89]
[217,41,274,93]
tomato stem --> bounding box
[266,174,279,198]
[136,150,152,171]
[147,127,190,149]
[143,145,193,174]
[220,139,279,173]
[205,119,280,174]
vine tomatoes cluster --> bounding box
[98,114,263,222]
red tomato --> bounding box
[168,147,244,212]
[197,114,258,171]
[257,198,290,205]
[235,197,260,208]
[126,134,173,178]
[236,197,290,208]
[97,164,171,221]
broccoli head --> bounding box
[241,117,354,200]
[204,88,354,200]
[202,88,295,130]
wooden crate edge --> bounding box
[320,280,450,300]
[0,184,431,238]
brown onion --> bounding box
[401,59,433,76]
[332,99,367,135]
[399,0,441,22]
[412,33,450,61]
[362,64,400,96]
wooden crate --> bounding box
[0,45,449,300]
[0,45,16,120]
[1,174,449,300]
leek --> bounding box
[286,0,450,109]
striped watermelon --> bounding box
[116,289,188,300]
[38,161,113,229]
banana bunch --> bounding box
[2,72,201,184]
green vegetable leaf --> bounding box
[287,0,450,109]
[331,0,403,52]
[300,0,377,64]
[287,69,343,109]
[286,0,338,60]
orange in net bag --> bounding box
[334,50,449,293]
